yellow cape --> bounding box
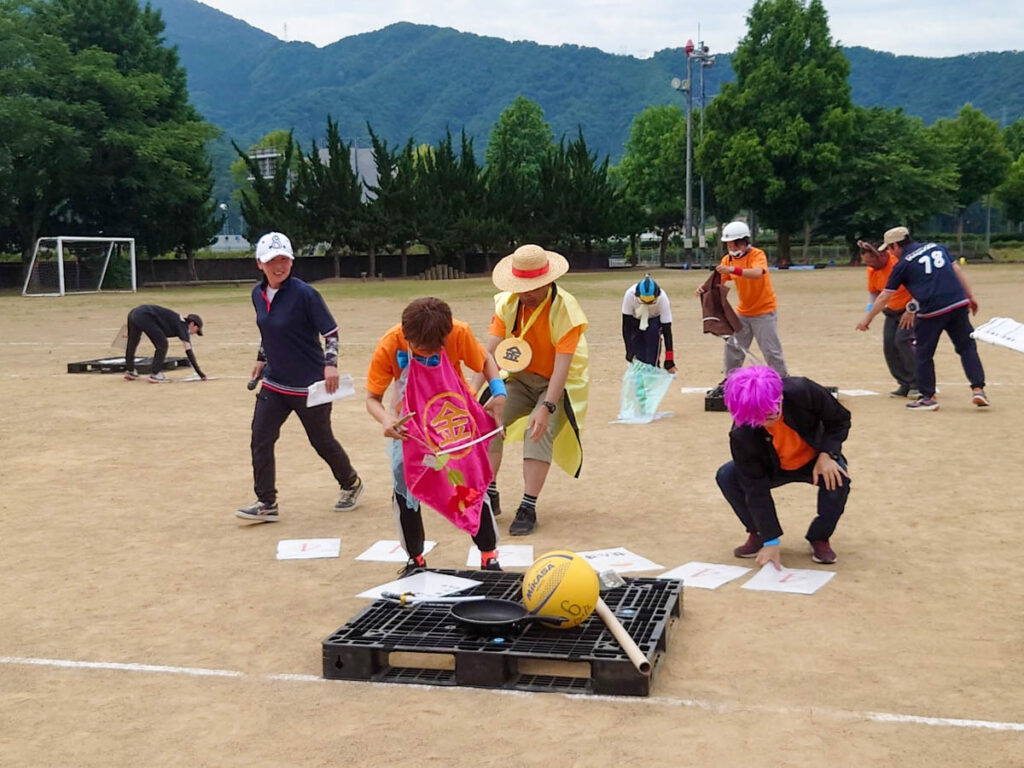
[494,284,589,478]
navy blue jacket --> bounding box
[252,276,338,393]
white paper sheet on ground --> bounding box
[657,561,751,589]
[972,317,1024,354]
[357,571,482,600]
[610,411,673,424]
[680,386,714,395]
[741,564,836,595]
[466,544,534,567]
[837,389,878,396]
[276,538,341,560]
[577,547,663,573]
[355,539,436,562]
[306,374,356,407]
[176,376,217,383]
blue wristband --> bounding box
[763,537,780,547]
[488,377,507,398]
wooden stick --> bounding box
[595,598,650,675]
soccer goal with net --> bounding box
[22,236,136,297]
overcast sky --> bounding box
[193,0,1022,58]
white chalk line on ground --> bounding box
[3,655,1022,733]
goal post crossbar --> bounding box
[22,236,137,296]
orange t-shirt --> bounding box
[719,247,777,316]
[765,417,817,471]
[366,319,486,396]
[866,253,911,312]
[488,300,583,379]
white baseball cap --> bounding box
[255,232,294,263]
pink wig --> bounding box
[724,366,783,426]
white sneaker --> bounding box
[148,372,168,383]
[123,370,140,381]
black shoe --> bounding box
[889,386,910,398]
[487,487,502,518]
[481,556,503,571]
[509,506,536,536]
[235,500,279,523]
[397,556,426,578]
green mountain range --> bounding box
[151,0,1024,168]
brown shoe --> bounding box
[733,532,762,558]
[810,539,837,564]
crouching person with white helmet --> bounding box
[697,220,788,385]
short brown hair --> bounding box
[402,297,453,352]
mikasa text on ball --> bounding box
[521,550,599,628]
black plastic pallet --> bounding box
[67,356,190,374]
[705,391,728,412]
[323,570,682,697]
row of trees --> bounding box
[236,104,625,275]
[3,0,1023,273]
[0,0,219,273]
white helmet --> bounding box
[722,221,751,243]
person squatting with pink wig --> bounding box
[715,366,852,568]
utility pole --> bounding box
[673,39,714,263]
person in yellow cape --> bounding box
[480,244,589,536]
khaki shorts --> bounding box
[489,371,565,464]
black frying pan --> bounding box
[450,598,567,636]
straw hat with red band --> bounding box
[492,244,570,293]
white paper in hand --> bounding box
[306,374,355,407]
[741,564,836,595]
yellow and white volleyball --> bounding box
[521,550,599,629]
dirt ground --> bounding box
[2,263,1023,767]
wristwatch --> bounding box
[541,400,557,414]
[905,300,919,313]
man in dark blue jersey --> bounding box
[857,226,987,412]
[235,231,363,523]
[123,305,206,383]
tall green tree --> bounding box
[362,127,418,275]
[298,116,363,275]
[995,155,1024,227]
[699,0,851,262]
[37,0,219,260]
[234,131,306,246]
[818,106,956,251]
[1003,119,1024,160]
[931,104,1012,249]
[484,96,554,242]
[413,129,484,270]
[616,105,687,265]
[561,129,621,253]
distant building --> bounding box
[210,234,252,252]
[247,142,378,202]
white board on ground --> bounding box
[680,386,715,395]
[741,564,836,595]
[837,389,878,396]
[276,538,341,560]
[972,317,1024,353]
[357,571,482,600]
[577,547,663,573]
[657,561,751,590]
[306,374,356,407]
[355,540,436,562]
[466,544,534,567]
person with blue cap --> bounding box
[622,273,676,373]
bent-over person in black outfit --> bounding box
[715,366,851,568]
[123,304,206,383]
